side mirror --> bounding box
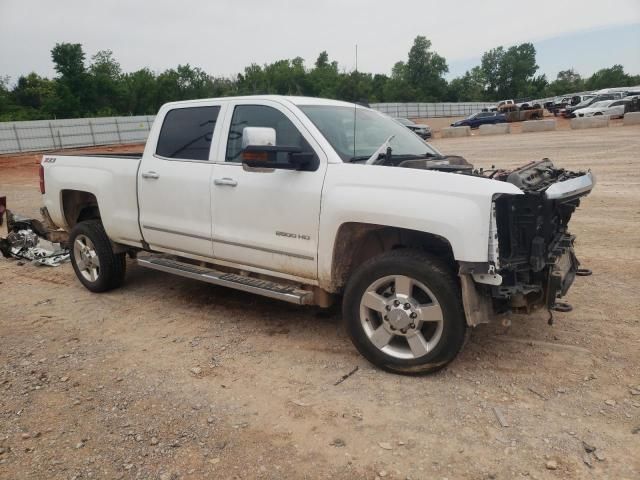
[241,127,318,171]
[241,127,276,149]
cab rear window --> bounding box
[156,106,220,161]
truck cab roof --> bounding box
[161,95,357,109]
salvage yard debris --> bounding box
[0,196,69,266]
[1,228,69,266]
[333,366,359,386]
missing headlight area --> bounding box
[492,187,583,314]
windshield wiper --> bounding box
[365,136,395,165]
[347,151,440,163]
[347,155,372,163]
[390,152,440,160]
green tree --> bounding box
[480,46,503,98]
[12,73,56,111]
[585,65,636,90]
[336,71,373,103]
[405,36,448,101]
[308,51,340,98]
[263,57,308,95]
[546,69,584,96]
[370,74,389,103]
[383,61,417,102]
[50,42,89,117]
[481,43,538,100]
[122,68,157,115]
[155,64,215,105]
[237,64,267,94]
[89,50,125,115]
[315,51,330,69]
[446,66,486,101]
[0,76,16,120]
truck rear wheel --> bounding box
[69,220,126,292]
[343,249,467,375]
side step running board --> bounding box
[137,256,313,305]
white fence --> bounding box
[370,102,495,118]
[0,116,155,155]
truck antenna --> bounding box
[353,44,358,160]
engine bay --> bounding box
[396,156,588,194]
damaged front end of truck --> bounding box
[463,160,595,323]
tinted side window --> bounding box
[225,105,312,162]
[156,106,220,161]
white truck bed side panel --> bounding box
[42,156,142,244]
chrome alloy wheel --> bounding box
[73,234,101,282]
[359,275,444,360]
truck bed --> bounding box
[42,154,143,247]
[56,153,143,159]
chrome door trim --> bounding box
[213,237,315,261]
[142,224,211,241]
[141,226,314,261]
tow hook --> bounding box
[551,302,573,313]
[546,302,572,326]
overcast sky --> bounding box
[1,0,639,83]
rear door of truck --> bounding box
[137,101,227,258]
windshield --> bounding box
[396,118,414,126]
[575,99,593,108]
[300,105,439,162]
[589,101,611,108]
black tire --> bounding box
[69,220,126,293]
[343,249,467,375]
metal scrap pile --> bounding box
[0,197,70,267]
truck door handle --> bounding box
[214,178,238,187]
[142,171,160,179]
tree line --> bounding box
[1,38,639,121]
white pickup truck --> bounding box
[38,95,595,374]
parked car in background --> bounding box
[573,99,627,118]
[565,94,623,117]
[623,95,640,113]
[395,118,432,139]
[451,111,507,128]
[559,94,597,117]
[549,96,573,115]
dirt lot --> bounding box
[1,125,639,480]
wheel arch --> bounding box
[328,222,455,293]
[61,190,101,230]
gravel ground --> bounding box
[1,125,639,479]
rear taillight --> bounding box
[39,164,45,194]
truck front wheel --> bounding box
[69,220,126,292]
[343,250,467,375]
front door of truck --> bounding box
[138,102,226,258]
[211,101,326,279]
